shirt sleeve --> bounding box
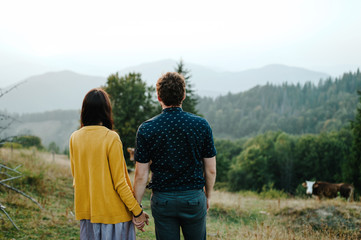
[69,134,75,187]
[108,135,142,216]
[202,122,217,158]
[134,125,151,163]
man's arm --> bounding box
[133,161,150,204]
[203,156,216,211]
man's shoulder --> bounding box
[184,112,210,125]
[138,114,162,130]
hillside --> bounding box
[198,70,361,139]
[1,110,79,150]
[1,148,360,239]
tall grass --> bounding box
[0,148,78,239]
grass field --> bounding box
[1,148,360,240]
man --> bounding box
[133,72,217,240]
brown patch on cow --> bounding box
[312,182,339,199]
[340,183,354,202]
[308,181,354,201]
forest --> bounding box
[198,70,361,138]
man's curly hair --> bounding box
[156,72,186,106]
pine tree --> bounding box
[174,59,199,115]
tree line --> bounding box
[215,128,356,195]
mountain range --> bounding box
[0,59,331,114]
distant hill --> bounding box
[121,59,330,97]
[0,71,106,113]
[0,61,56,88]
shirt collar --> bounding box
[162,107,183,113]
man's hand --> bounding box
[203,156,216,212]
[206,197,211,212]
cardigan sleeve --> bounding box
[69,134,75,187]
[108,135,142,217]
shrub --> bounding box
[2,142,23,149]
[259,183,288,199]
[11,135,44,149]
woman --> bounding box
[70,88,148,239]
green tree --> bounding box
[347,90,361,194]
[228,132,279,192]
[104,72,157,164]
[174,59,199,114]
[274,133,296,193]
[228,145,269,191]
[214,139,245,183]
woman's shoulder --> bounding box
[69,128,81,139]
[106,129,118,137]
[105,129,122,142]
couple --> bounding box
[70,72,217,240]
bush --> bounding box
[11,135,44,149]
[2,142,23,149]
[259,183,288,199]
[214,182,229,191]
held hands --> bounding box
[132,211,149,232]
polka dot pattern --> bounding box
[135,107,217,191]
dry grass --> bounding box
[1,147,360,239]
[207,191,361,240]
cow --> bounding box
[127,147,135,161]
[302,180,354,201]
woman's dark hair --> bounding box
[156,72,186,106]
[81,88,113,130]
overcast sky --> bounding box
[1,0,361,86]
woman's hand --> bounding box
[132,211,149,232]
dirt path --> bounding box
[38,151,70,167]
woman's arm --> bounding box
[108,138,143,216]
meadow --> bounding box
[0,148,360,240]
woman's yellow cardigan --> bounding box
[70,126,142,224]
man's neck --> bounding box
[161,104,182,109]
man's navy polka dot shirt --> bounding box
[135,107,217,192]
